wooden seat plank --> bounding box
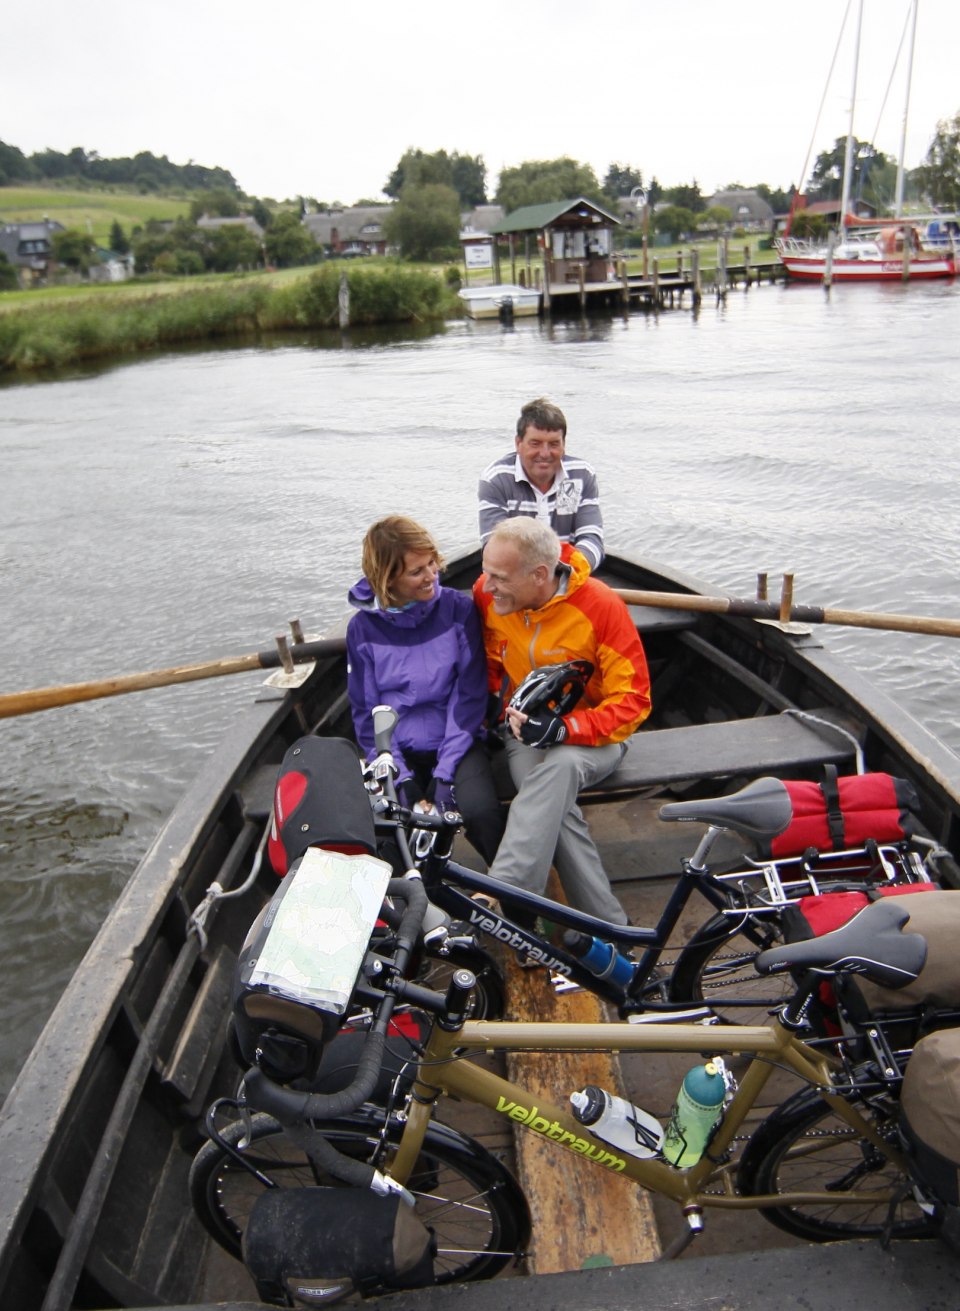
[491,710,858,803]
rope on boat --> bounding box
[188,820,271,950]
[783,708,866,775]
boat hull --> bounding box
[458,284,541,318]
[781,253,956,281]
[2,547,959,1308]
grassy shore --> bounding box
[0,263,459,374]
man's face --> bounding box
[481,539,546,614]
[516,424,565,492]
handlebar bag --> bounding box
[900,1027,960,1208]
[762,766,920,859]
[268,735,377,876]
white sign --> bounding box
[465,243,493,269]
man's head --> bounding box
[515,398,567,493]
[481,518,561,615]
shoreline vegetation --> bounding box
[0,264,459,375]
[0,243,781,378]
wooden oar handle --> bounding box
[0,636,347,719]
[612,588,960,640]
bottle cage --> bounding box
[507,659,595,719]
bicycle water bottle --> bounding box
[662,1061,726,1167]
[563,931,635,989]
[570,1085,664,1159]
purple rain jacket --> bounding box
[346,577,488,783]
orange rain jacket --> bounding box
[473,545,652,748]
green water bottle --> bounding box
[662,1060,726,1167]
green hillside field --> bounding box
[0,186,192,246]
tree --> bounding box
[703,205,733,231]
[790,210,829,240]
[109,220,130,255]
[189,188,242,220]
[662,182,704,213]
[51,227,96,273]
[496,158,606,212]
[385,149,486,208]
[603,162,644,198]
[807,136,889,203]
[249,197,273,229]
[0,139,34,186]
[754,182,794,215]
[264,212,319,268]
[0,251,18,291]
[915,111,960,210]
[653,205,696,242]
[203,224,262,272]
[383,183,461,260]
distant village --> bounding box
[0,189,781,289]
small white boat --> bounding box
[458,283,541,320]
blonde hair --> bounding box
[362,516,443,607]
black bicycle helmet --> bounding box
[507,659,594,719]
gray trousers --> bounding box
[489,736,628,924]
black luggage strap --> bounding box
[820,764,846,850]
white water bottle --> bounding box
[570,1085,664,1159]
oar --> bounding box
[0,633,347,720]
[613,584,960,640]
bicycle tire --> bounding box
[669,910,793,1026]
[737,1085,937,1242]
[417,940,505,1021]
[189,1108,530,1284]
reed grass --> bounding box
[0,264,459,374]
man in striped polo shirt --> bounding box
[478,397,604,572]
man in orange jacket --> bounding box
[473,518,651,924]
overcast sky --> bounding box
[5,0,958,205]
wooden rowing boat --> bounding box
[1,546,959,1309]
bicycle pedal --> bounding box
[550,973,582,994]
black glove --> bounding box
[397,778,424,809]
[519,711,568,748]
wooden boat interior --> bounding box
[2,547,959,1308]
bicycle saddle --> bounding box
[755,898,928,990]
[658,776,793,840]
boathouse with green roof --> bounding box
[488,198,620,291]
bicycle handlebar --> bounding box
[243,875,428,1124]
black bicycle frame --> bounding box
[418,849,742,1010]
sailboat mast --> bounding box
[895,0,919,216]
[839,0,864,240]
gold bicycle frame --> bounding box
[390,1016,909,1214]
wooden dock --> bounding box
[542,257,786,314]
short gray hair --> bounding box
[487,517,561,572]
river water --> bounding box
[2,281,959,1101]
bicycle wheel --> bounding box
[189,1108,530,1284]
[737,1086,937,1242]
[417,940,505,1021]
[669,910,794,1025]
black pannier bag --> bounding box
[267,735,376,876]
[900,1027,960,1226]
[243,1186,435,1304]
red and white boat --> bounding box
[778,0,957,284]
[777,223,957,282]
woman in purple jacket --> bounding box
[346,516,504,866]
